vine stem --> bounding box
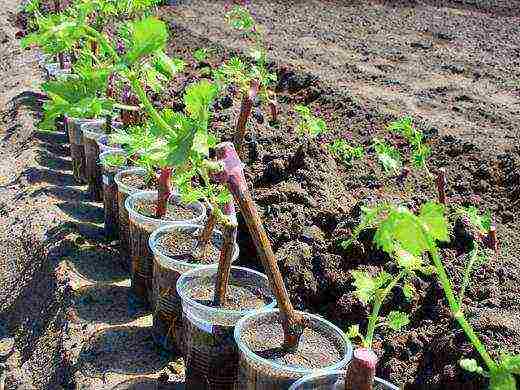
[364,271,405,348]
[128,74,172,135]
[425,233,496,371]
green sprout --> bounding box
[327,139,364,166]
[295,105,328,138]
[101,153,127,168]
[388,116,431,173]
[193,48,209,63]
[373,139,402,175]
[345,201,519,390]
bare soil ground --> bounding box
[0,0,519,389]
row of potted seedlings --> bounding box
[22,1,520,389]
[25,3,353,387]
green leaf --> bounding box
[193,48,208,63]
[352,271,377,304]
[489,372,516,390]
[419,202,449,242]
[385,311,410,331]
[184,80,218,124]
[346,324,361,339]
[396,249,422,271]
[501,354,520,374]
[125,17,168,65]
[373,139,402,175]
[460,359,485,375]
[402,282,415,300]
[154,51,185,78]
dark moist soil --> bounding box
[133,197,197,221]
[156,229,220,264]
[240,323,342,370]
[190,282,269,311]
[160,1,520,387]
[3,0,520,388]
[119,173,156,192]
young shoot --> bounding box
[387,116,431,174]
[295,104,328,139]
[346,201,519,390]
[453,206,493,306]
[215,4,277,153]
[193,48,208,63]
[101,153,127,168]
[327,139,364,166]
[373,139,402,175]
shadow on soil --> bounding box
[77,326,170,378]
[0,224,75,389]
[112,377,185,390]
[64,240,128,283]
[73,284,148,325]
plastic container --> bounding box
[114,168,148,266]
[149,223,240,352]
[177,265,276,389]
[125,190,205,304]
[234,309,353,390]
[289,370,399,390]
[99,150,128,240]
[67,117,105,183]
[82,123,106,201]
[97,134,123,154]
[43,62,71,80]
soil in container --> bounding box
[234,309,351,390]
[99,151,128,240]
[177,266,275,390]
[150,225,239,354]
[126,191,204,305]
[114,169,155,268]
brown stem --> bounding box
[197,209,217,257]
[344,348,378,390]
[488,225,498,255]
[58,53,65,70]
[234,80,259,156]
[156,167,172,218]
[212,222,237,307]
[214,142,303,348]
[268,100,278,122]
[436,168,447,205]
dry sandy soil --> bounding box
[1,0,519,388]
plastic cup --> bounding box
[177,265,276,389]
[234,309,353,389]
[289,370,399,390]
[149,223,239,352]
[114,168,148,267]
[125,190,205,304]
[67,117,105,183]
[99,151,128,240]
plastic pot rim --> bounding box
[288,369,399,390]
[124,190,206,227]
[114,167,147,195]
[99,150,127,168]
[176,265,276,318]
[149,223,239,270]
[234,308,353,376]
[97,134,123,152]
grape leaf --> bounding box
[386,311,410,331]
[419,202,449,242]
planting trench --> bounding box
[1,0,520,389]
